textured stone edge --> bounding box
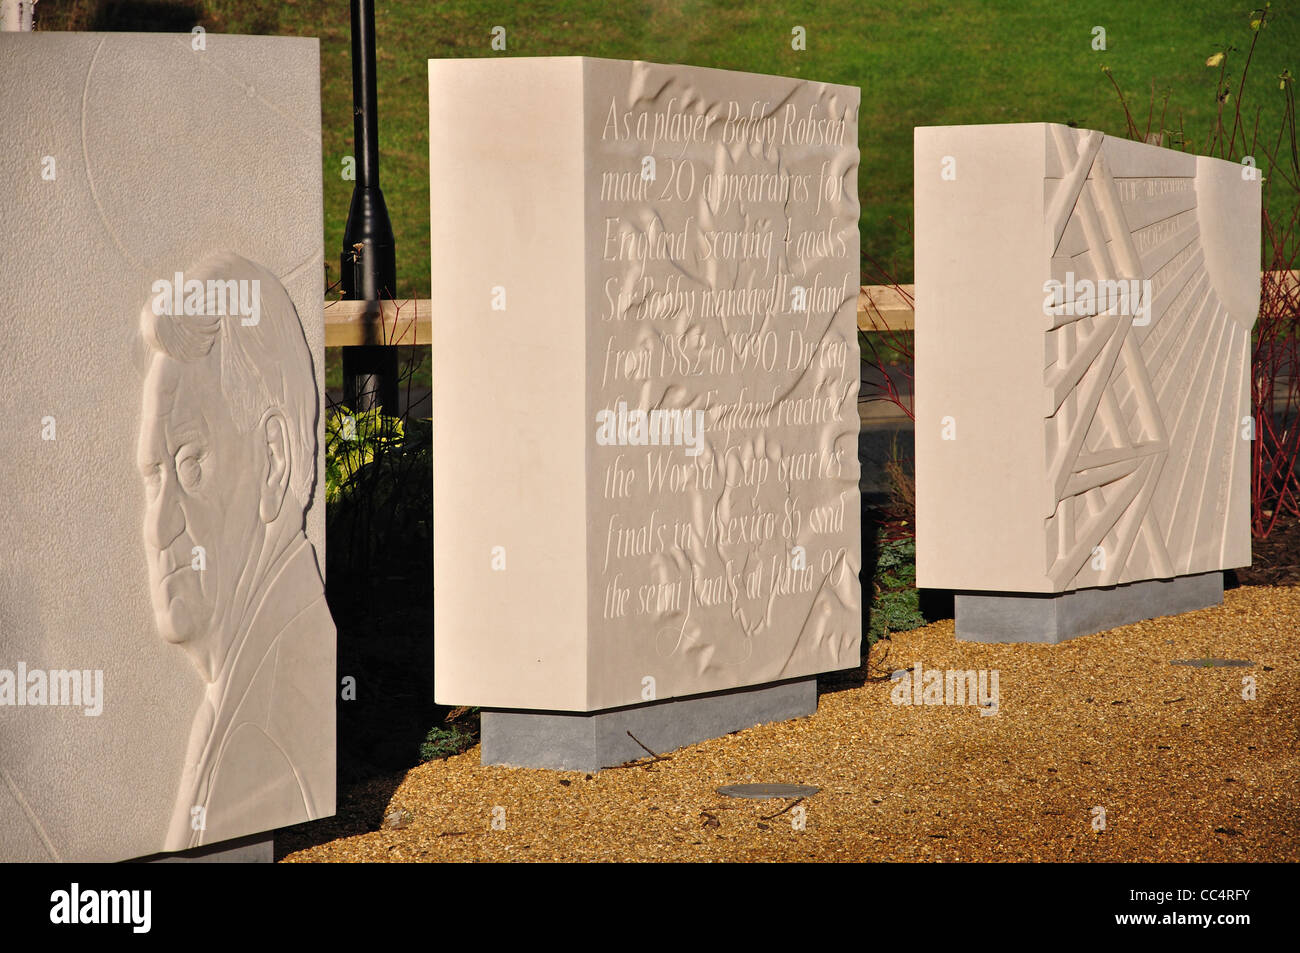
[481,677,819,772]
[954,571,1224,644]
[131,830,274,864]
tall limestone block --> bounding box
[915,123,1260,594]
[0,33,333,861]
[431,58,862,711]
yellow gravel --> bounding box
[280,584,1300,862]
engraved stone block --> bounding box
[430,58,862,712]
[915,123,1259,595]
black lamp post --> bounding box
[341,0,398,414]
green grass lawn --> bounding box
[39,0,1299,297]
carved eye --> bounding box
[176,451,203,491]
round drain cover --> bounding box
[717,783,820,799]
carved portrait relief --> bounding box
[137,252,335,850]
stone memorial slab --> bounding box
[0,33,333,861]
[430,57,861,757]
[914,123,1260,641]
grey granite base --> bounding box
[132,830,274,864]
[481,677,818,772]
[955,571,1224,644]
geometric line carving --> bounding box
[1045,128,1174,589]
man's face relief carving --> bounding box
[137,354,262,648]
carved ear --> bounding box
[259,408,292,523]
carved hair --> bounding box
[139,252,318,510]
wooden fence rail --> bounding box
[324,284,918,347]
[324,273,1300,347]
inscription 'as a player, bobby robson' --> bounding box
[601,97,852,150]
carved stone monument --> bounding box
[0,33,333,861]
[430,57,862,769]
[914,123,1260,642]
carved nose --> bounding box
[144,479,185,552]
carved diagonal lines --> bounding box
[1044,127,1171,588]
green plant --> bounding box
[325,361,435,781]
[325,406,406,504]
[419,722,477,762]
[867,536,925,645]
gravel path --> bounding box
[280,584,1299,862]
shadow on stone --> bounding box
[919,587,954,621]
